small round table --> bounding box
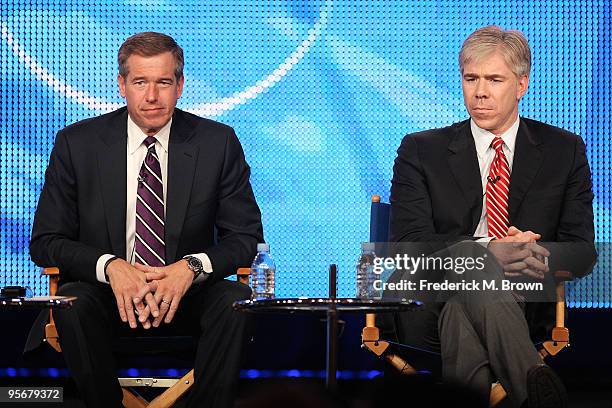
[0,295,76,309]
[233,297,420,389]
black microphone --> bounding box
[487,175,501,184]
[138,173,147,183]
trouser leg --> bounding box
[441,243,543,407]
[394,241,544,407]
[54,282,123,408]
[385,245,444,360]
[445,291,542,407]
[439,297,493,407]
[180,279,252,408]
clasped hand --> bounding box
[488,226,550,280]
[106,258,193,329]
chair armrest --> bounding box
[43,266,252,291]
[43,268,60,296]
[553,270,573,282]
[42,267,60,276]
[237,268,251,286]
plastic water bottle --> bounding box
[356,242,379,299]
[250,243,276,300]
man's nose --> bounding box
[145,84,158,102]
[475,80,489,98]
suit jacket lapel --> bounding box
[508,119,543,222]
[447,121,483,232]
[98,109,128,258]
[165,111,198,263]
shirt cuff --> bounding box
[475,237,495,247]
[187,253,213,284]
[96,254,116,284]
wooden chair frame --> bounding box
[43,267,251,408]
[361,195,572,407]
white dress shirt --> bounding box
[95,115,212,283]
[471,116,520,241]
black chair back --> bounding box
[369,200,391,242]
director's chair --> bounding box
[43,266,251,408]
[361,195,572,407]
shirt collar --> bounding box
[127,115,172,155]
[470,116,519,159]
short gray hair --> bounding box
[459,25,531,78]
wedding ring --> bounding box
[162,299,171,305]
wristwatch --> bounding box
[183,256,204,278]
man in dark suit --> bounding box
[29,32,263,408]
[390,26,595,408]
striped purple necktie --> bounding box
[134,136,166,267]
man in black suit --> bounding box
[390,26,595,407]
[29,32,263,408]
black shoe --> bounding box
[526,364,568,408]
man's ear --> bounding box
[517,75,529,100]
[118,74,126,98]
[176,76,184,99]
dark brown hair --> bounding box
[118,32,184,80]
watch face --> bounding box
[188,257,203,272]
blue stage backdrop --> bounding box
[1,0,610,307]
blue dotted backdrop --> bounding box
[1,0,610,307]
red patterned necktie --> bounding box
[486,137,510,239]
[134,136,166,266]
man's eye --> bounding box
[134,81,145,86]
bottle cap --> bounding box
[257,243,270,252]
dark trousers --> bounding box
[54,279,251,408]
[393,244,543,408]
